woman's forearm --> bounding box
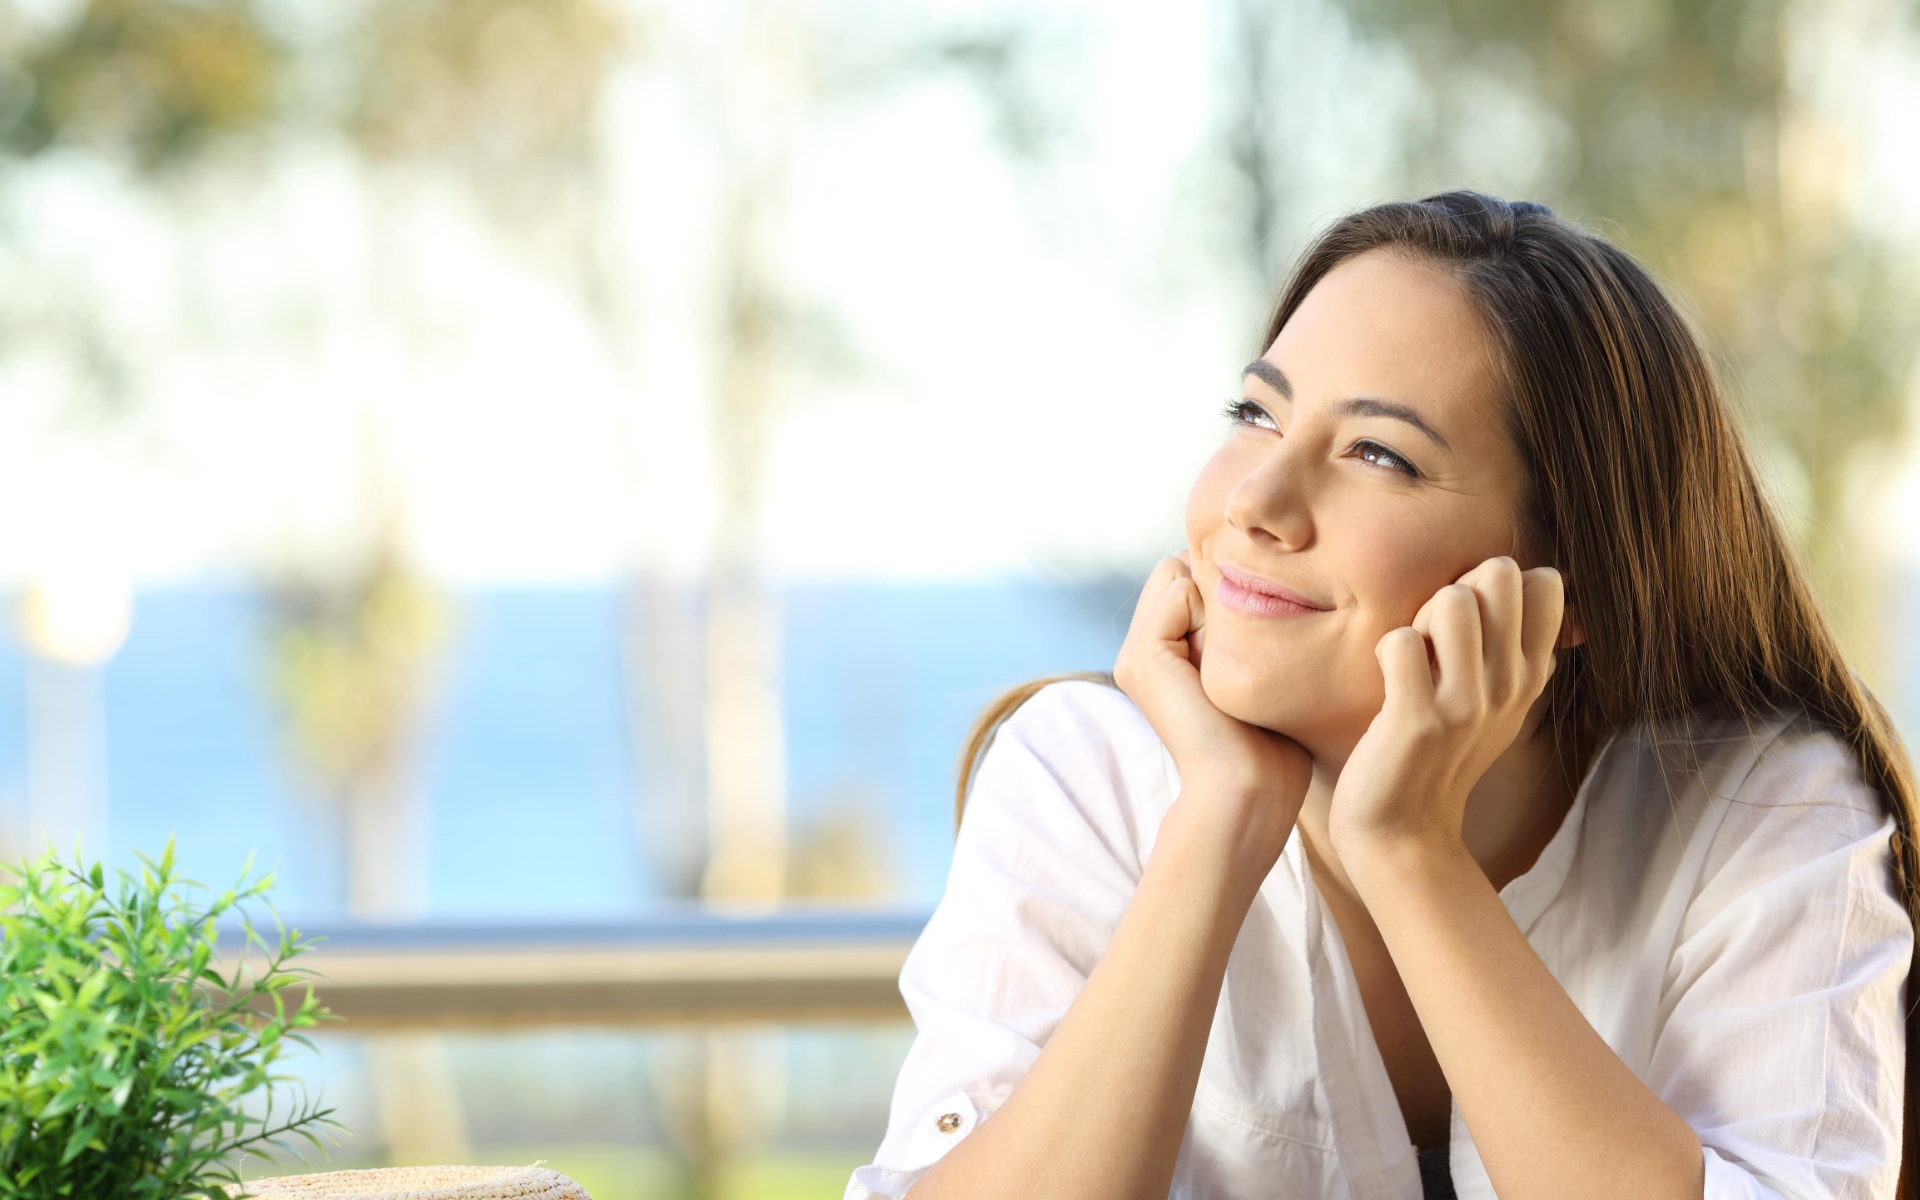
[909,790,1286,1200]
[1347,837,1703,1200]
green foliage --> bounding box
[1313,0,1920,659]
[0,841,336,1200]
[0,0,283,170]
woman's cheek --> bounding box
[1333,509,1476,629]
[1183,444,1245,548]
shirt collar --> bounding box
[1497,727,1622,933]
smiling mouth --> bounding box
[1215,563,1331,619]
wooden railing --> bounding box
[219,910,928,1030]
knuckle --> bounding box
[1437,690,1487,724]
[1432,588,1475,626]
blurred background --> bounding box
[2,0,1919,1196]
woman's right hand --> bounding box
[913,550,1312,1200]
[1113,552,1313,863]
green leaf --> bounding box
[0,841,338,1195]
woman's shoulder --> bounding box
[1594,707,1893,885]
[963,678,1177,871]
[995,676,1160,748]
[1615,707,1881,812]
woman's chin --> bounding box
[1198,650,1365,757]
[1199,654,1299,732]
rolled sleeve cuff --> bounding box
[845,1091,983,1198]
[1702,1144,1789,1200]
[845,1163,927,1200]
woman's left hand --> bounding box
[1324,557,1705,1200]
[1328,555,1564,856]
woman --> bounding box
[845,192,1918,1200]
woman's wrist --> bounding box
[1160,779,1302,893]
[1337,823,1478,910]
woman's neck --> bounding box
[1294,722,1590,907]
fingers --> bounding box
[1463,558,1523,693]
[1357,559,1564,817]
[1126,555,1187,632]
[1402,557,1548,721]
[1466,557,1563,696]
[1114,555,1212,722]
[1425,582,1484,712]
[1121,555,1205,668]
[1518,566,1564,685]
[1375,626,1434,712]
[1148,574,1205,654]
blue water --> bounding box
[422,589,652,913]
[0,580,1136,919]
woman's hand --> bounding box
[1318,557,1705,1200]
[917,552,1318,1200]
[1114,552,1313,862]
[1328,556,1563,856]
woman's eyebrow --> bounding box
[1241,360,1292,398]
[1242,361,1452,452]
[1334,397,1452,451]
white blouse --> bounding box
[846,680,1912,1200]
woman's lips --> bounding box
[1215,562,1332,618]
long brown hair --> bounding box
[952,191,1919,1187]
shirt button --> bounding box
[936,1112,963,1134]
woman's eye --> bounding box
[1354,439,1419,478]
[1222,399,1277,430]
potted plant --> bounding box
[0,840,336,1198]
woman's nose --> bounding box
[1224,442,1315,550]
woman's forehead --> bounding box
[1264,250,1502,427]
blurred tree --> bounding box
[785,792,894,899]
[910,20,1076,162]
[0,0,283,415]
[1318,0,1919,666]
[282,5,629,1169]
[263,518,463,1167]
[0,0,280,169]
[1224,0,1291,293]
[295,0,632,902]
[0,5,533,1168]
[642,9,1080,1193]
[340,0,628,271]
[267,537,446,919]
[627,3,1078,914]
[0,0,629,910]
[0,0,284,874]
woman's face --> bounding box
[1185,248,1531,763]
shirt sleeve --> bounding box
[845,681,1167,1200]
[1646,723,1912,1200]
